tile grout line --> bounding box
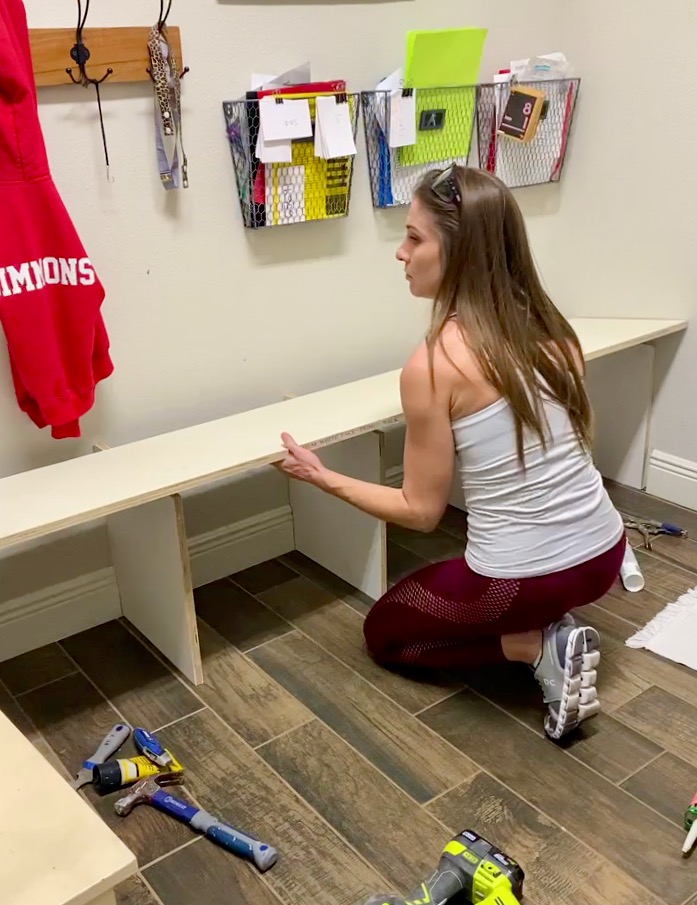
[231,566,690,842]
[154,705,208,734]
[458,681,691,834]
[254,715,316,751]
[117,618,396,894]
[141,567,674,902]
[11,669,80,700]
[139,836,201,872]
[413,690,461,716]
[616,749,665,787]
[422,774,478,809]
[242,627,298,656]
[229,567,468,716]
[137,872,168,905]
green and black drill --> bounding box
[365,830,525,905]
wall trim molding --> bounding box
[0,568,121,662]
[0,506,295,663]
[646,450,697,511]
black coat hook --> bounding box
[65,0,113,178]
[65,0,113,88]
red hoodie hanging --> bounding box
[0,0,113,439]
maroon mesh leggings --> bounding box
[363,535,626,669]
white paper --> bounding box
[388,91,416,148]
[251,72,277,90]
[261,62,311,90]
[314,110,324,158]
[255,127,292,163]
[375,68,404,133]
[315,95,356,159]
[260,96,312,142]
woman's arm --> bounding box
[275,344,456,532]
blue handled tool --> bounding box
[133,727,173,768]
[71,723,131,790]
[115,775,278,872]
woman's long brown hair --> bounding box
[414,165,592,464]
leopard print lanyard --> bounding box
[148,23,189,189]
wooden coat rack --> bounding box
[28,27,185,87]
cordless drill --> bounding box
[366,830,524,905]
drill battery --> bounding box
[443,830,524,903]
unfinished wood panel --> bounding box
[621,752,697,826]
[260,718,448,893]
[195,579,291,651]
[144,837,279,905]
[464,663,662,782]
[0,320,684,555]
[29,27,184,87]
[62,620,201,730]
[0,644,76,695]
[290,431,386,600]
[258,575,462,713]
[614,687,697,767]
[195,620,311,747]
[428,772,660,905]
[107,494,203,686]
[115,875,159,905]
[251,632,477,801]
[419,689,692,904]
[0,706,136,905]
[156,710,384,905]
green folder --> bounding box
[399,27,487,167]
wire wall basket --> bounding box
[361,86,477,209]
[223,93,361,229]
[476,78,580,188]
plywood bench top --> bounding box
[0,709,136,905]
[0,317,685,551]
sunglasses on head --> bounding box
[431,163,462,206]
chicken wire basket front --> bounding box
[476,78,580,188]
[223,93,361,229]
[361,86,477,208]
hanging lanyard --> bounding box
[148,24,189,190]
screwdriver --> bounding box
[71,723,131,790]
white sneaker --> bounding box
[533,619,601,740]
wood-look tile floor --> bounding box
[4,482,697,905]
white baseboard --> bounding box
[0,568,121,663]
[0,506,295,664]
[189,505,294,587]
[646,450,697,511]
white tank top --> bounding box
[452,395,624,578]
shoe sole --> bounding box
[544,626,601,740]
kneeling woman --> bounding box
[276,165,625,740]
